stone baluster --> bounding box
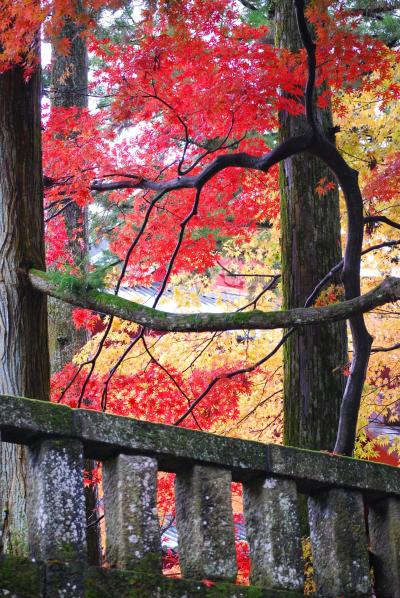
[102,454,161,571]
[369,496,400,598]
[308,488,371,597]
[27,438,87,597]
[243,476,303,591]
[175,465,237,581]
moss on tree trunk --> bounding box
[48,0,89,375]
[275,0,348,451]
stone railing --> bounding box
[0,395,399,597]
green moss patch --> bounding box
[0,557,42,597]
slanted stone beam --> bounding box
[1,395,400,498]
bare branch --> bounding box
[371,342,400,354]
[89,134,312,194]
[174,329,290,425]
[216,261,279,278]
[345,2,400,17]
[141,336,203,430]
[237,0,259,9]
[305,239,400,307]
[238,275,280,311]
[97,186,204,409]
[44,200,74,222]
[364,215,400,231]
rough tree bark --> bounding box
[275,0,348,451]
[48,0,89,374]
[0,62,50,555]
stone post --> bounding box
[243,476,303,590]
[27,438,87,596]
[102,454,161,571]
[308,488,371,597]
[369,496,400,598]
[175,465,237,581]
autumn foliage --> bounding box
[2,0,400,583]
[41,0,399,428]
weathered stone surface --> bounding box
[2,395,400,499]
[369,496,400,598]
[267,443,400,497]
[27,438,87,562]
[73,408,400,496]
[103,454,161,570]
[175,465,237,581]
[74,407,269,479]
[26,438,87,597]
[244,477,303,591]
[0,395,73,443]
[308,489,371,597]
[4,396,400,597]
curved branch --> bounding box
[291,0,374,454]
[364,215,400,231]
[90,134,312,193]
[371,342,400,354]
[345,2,400,16]
[175,331,291,425]
[310,132,376,453]
[294,0,317,131]
[28,269,400,333]
[305,239,400,307]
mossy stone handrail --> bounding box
[1,393,400,597]
[0,394,399,497]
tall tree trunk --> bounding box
[48,2,89,374]
[49,7,101,564]
[0,63,50,554]
[275,0,348,451]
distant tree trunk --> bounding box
[49,7,101,564]
[275,0,348,451]
[0,62,50,554]
[48,1,89,374]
